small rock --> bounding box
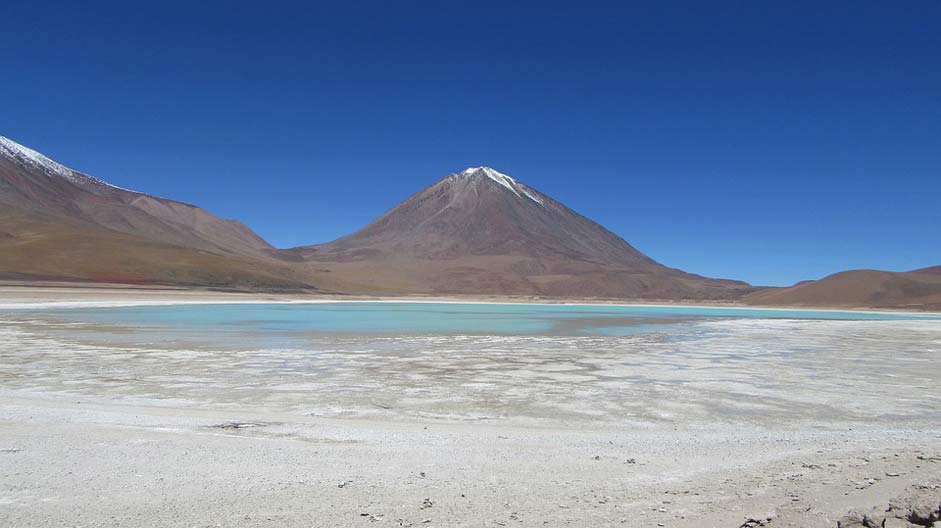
[837,511,886,528]
[907,500,941,525]
[213,421,264,430]
[739,515,775,528]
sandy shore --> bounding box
[1,282,938,315]
[1,285,940,527]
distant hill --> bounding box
[911,265,941,275]
[745,269,941,310]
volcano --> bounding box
[287,167,752,299]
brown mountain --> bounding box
[0,208,310,289]
[286,167,753,299]
[0,135,271,258]
[744,268,941,310]
[0,135,309,290]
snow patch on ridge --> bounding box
[0,135,74,178]
[0,135,139,193]
[459,166,544,205]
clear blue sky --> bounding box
[2,2,938,286]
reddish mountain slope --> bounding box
[0,208,310,290]
[0,135,271,258]
[0,135,312,290]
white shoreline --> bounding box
[1,297,940,317]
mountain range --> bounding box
[1,134,937,309]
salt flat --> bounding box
[1,297,939,527]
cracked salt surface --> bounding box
[2,314,938,425]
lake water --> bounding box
[18,301,938,338]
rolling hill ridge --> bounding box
[0,135,308,290]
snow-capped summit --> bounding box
[0,135,137,193]
[454,166,544,205]
[0,135,75,179]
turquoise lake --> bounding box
[25,302,939,337]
